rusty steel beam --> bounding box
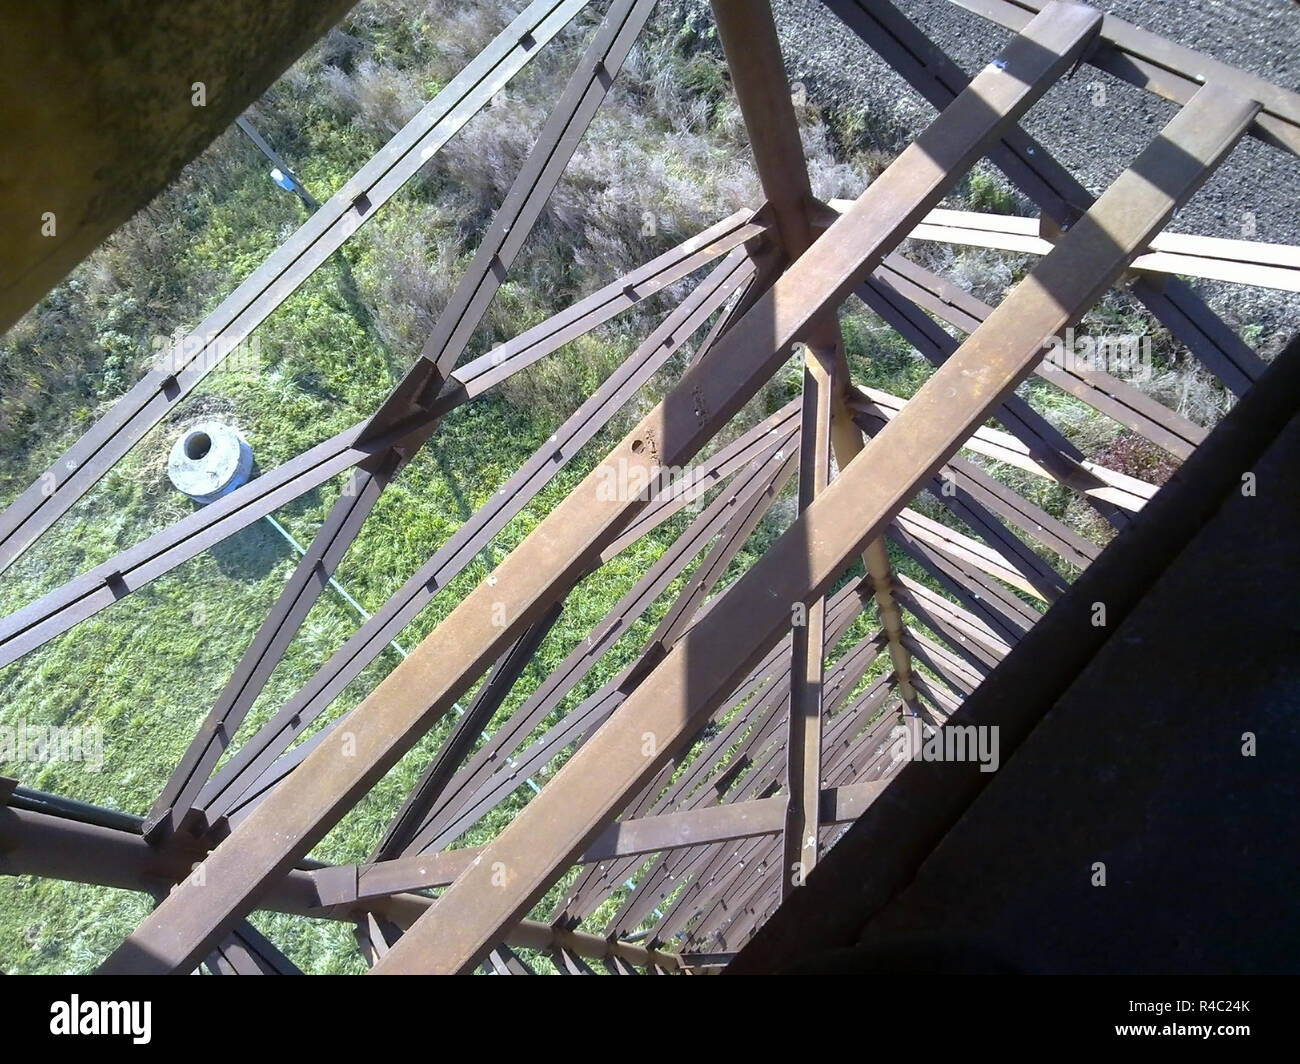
[398,425,799,847]
[205,921,301,976]
[821,682,902,785]
[0,804,678,971]
[568,599,962,931]
[894,585,1012,676]
[25,0,1286,977]
[904,490,1067,602]
[621,711,795,920]
[712,0,842,902]
[144,459,396,841]
[891,208,1300,292]
[441,208,767,406]
[601,954,641,975]
[931,454,1098,572]
[372,75,1254,974]
[896,508,1049,602]
[823,634,890,718]
[896,515,1046,633]
[371,602,565,862]
[904,630,983,697]
[452,0,1112,946]
[597,391,798,555]
[834,404,918,715]
[892,527,1036,644]
[849,388,1099,587]
[622,738,799,940]
[317,798,791,902]
[947,0,1300,155]
[903,545,1033,642]
[506,923,681,971]
[692,853,782,948]
[855,276,1132,532]
[655,836,773,946]
[895,516,1049,628]
[550,947,596,974]
[0,804,398,925]
[487,946,535,975]
[733,355,1300,978]
[710,0,814,255]
[833,411,920,709]
[356,0,661,447]
[220,396,789,847]
[905,627,989,688]
[354,912,404,967]
[714,0,920,762]
[783,350,832,898]
[849,385,1156,513]
[912,672,962,716]
[256,578,863,944]
[855,247,1208,460]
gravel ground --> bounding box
[680,0,1300,344]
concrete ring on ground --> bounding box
[166,421,253,504]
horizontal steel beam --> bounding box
[0,805,678,971]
